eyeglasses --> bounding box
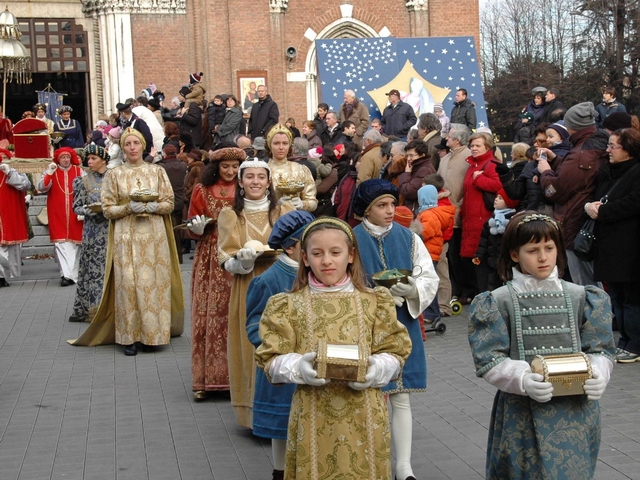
[607,143,623,150]
[405,153,419,159]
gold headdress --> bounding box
[265,123,293,148]
[517,213,559,230]
[119,127,147,150]
[302,217,355,244]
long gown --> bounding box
[469,282,616,479]
[217,201,294,428]
[255,286,412,480]
[70,171,109,321]
[188,182,234,391]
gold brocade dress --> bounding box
[217,200,294,428]
[256,286,412,480]
[102,162,176,346]
[188,183,235,391]
[268,158,318,212]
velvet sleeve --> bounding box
[468,291,511,377]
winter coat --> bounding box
[333,170,359,227]
[524,100,546,127]
[397,156,436,213]
[513,123,534,144]
[248,94,279,139]
[184,84,206,109]
[321,125,345,146]
[416,203,456,261]
[180,102,203,147]
[158,156,188,214]
[540,98,565,124]
[315,165,339,217]
[539,125,608,249]
[437,113,451,137]
[450,98,477,130]
[313,114,327,141]
[592,157,640,283]
[459,150,502,257]
[423,130,442,170]
[499,160,543,211]
[357,143,382,185]
[338,100,370,148]
[207,102,226,129]
[214,106,243,144]
[184,160,204,206]
[437,191,455,241]
[550,139,571,160]
[381,100,417,138]
[595,100,627,128]
[438,145,471,227]
[304,131,322,150]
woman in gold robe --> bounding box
[266,124,318,213]
[217,158,294,428]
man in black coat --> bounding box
[248,85,279,139]
[381,89,417,140]
[117,102,153,156]
[449,88,477,131]
[539,86,565,124]
[320,111,344,145]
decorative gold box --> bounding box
[530,352,593,397]
[315,340,370,383]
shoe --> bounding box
[457,296,472,305]
[124,344,137,356]
[0,278,10,287]
[68,315,85,322]
[60,277,74,287]
[616,350,640,363]
[272,470,284,480]
[395,476,417,480]
[193,390,208,402]
[136,342,156,353]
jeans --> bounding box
[609,282,640,355]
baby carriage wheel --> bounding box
[451,300,463,315]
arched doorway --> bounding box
[305,18,380,119]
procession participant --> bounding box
[68,144,110,322]
[53,105,84,149]
[245,210,315,480]
[68,127,184,354]
[37,147,85,286]
[34,103,54,134]
[265,123,317,213]
[352,179,439,480]
[0,149,30,287]
[217,157,294,428]
[186,147,243,400]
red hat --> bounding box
[0,148,13,162]
[53,147,81,166]
[497,189,519,209]
[394,206,414,228]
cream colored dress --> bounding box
[101,162,175,346]
[268,158,318,212]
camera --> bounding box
[539,151,547,161]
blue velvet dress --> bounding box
[353,222,427,393]
[246,257,298,439]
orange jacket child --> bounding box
[415,185,456,261]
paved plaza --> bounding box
[0,256,639,480]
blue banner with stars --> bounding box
[315,36,487,129]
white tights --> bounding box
[390,392,414,480]
[272,438,287,471]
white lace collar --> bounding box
[511,266,562,293]
[243,195,270,214]
[363,218,392,236]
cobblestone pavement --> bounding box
[0,257,638,479]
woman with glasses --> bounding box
[584,127,640,363]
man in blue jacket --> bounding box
[381,89,417,140]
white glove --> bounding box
[52,136,63,144]
[236,246,263,270]
[289,196,304,209]
[349,354,401,390]
[129,201,146,213]
[392,295,405,307]
[77,215,85,222]
[187,215,207,235]
[145,201,159,213]
[25,194,32,203]
[82,205,97,216]
[278,195,292,205]
[268,352,330,386]
[0,163,10,175]
[45,162,57,175]
[523,373,553,403]
[583,369,607,401]
[389,276,419,299]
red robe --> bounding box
[42,166,84,243]
[0,172,28,244]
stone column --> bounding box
[406,0,430,37]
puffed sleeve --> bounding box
[102,169,131,219]
[581,286,616,363]
[370,287,412,365]
[255,293,297,381]
[468,291,512,377]
[187,184,207,239]
[407,233,439,318]
[217,207,241,266]
[300,165,318,212]
[72,176,86,216]
[154,165,175,215]
[246,275,277,348]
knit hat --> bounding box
[393,206,414,228]
[148,82,157,94]
[433,103,444,112]
[108,126,122,140]
[602,112,632,132]
[308,147,323,159]
[352,179,399,218]
[496,189,519,209]
[519,111,534,124]
[252,137,266,151]
[563,102,597,130]
[268,211,315,250]
[189,72,203,85]
[547,122,569,141]
[417,185,438,213]
[141,87,153,99]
